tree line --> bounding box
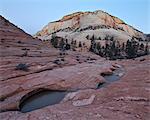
[50,33,85,51]
[50,33,149,59]
[89,35,149,59]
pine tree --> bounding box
[101,46,105,57]
[139,43,144,50]
[122,42,125,51]
[65,43,71,50]
[65,39,68,44]
[74,40,77,47]
[115,41,121,56]
[53,38,58,48]
[71,39,74,45]
[99,37,101,40]
[104,43,110,57]
[125,39,137,58]
[86,35,89,40]
[94,42,101,55]
[83,42,85,46]
[91,34,95,41]
[51,33,56,39]
[126,40,132,58]
[97,43,103,56]
[145,42,149,55]
[63,38,71,50]
[59,38,65,50]
[50,33,59,48]
[90,35,96,52]
[105,35,109,41]
[111,41,116,55]
[79,41,82,47]
[110,36,114,41]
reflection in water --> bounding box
[20,90,67,113]
[97,67,124,89]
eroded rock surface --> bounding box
[0,15,149,120]
[1,56,149,120]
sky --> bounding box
[0,0,149,34]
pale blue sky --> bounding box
[0,0,149,34]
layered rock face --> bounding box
[0,16,33,39]
[35,10,145,46]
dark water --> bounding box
[97,74,120,89]
[104,73,120,82]
[97,68,124,89]
[20,90,67,113]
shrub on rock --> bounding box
[15,63,29,71]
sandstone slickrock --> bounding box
[0,15,103,81]
[0,15,150,120]
[0,56,149,120]
[0,15,110,112]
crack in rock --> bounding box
[115,96,149,102]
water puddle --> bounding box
[20,90,67,113]
[97,67,125,89]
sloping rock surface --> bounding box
[0,15,110,112]
[0,16,149,120]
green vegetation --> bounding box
[15,63,29,71]
[50,33,71,50]
[78,41,82,47]
[50,34,149,60]
[89,35,149,60]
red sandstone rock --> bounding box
[0,15,149,120]
[1,56,149,120]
